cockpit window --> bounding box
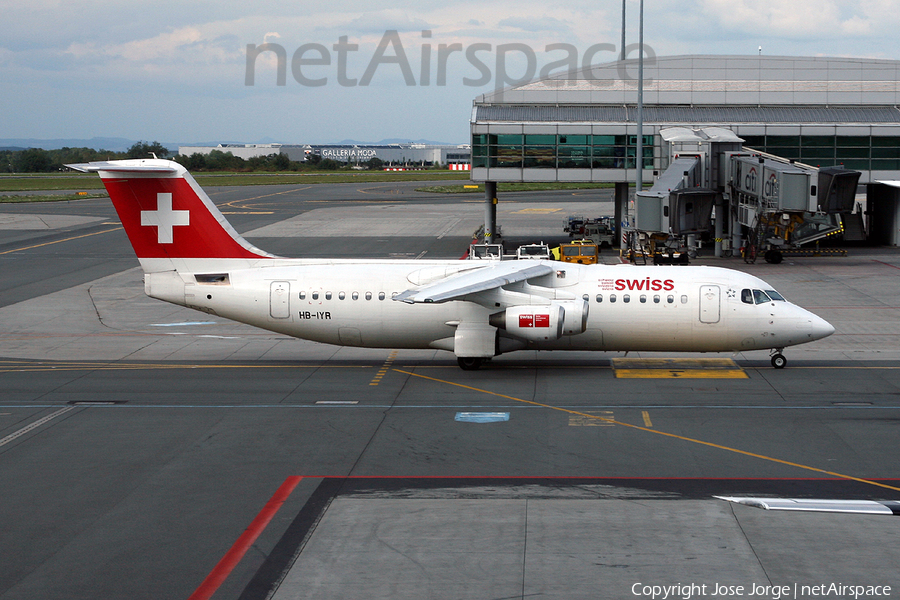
[741,289,753,304]
[752,289,772,304]
[765,289,785,301]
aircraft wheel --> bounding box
[457,357,484,371]
[771,354,787,369]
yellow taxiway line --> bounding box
[394,368,900,493]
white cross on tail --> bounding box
[140,193,190,244]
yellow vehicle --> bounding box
[553,240,599,264]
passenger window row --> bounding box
[585,293,688,305]
[299,291,396,301]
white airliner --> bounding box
[68,159,834,370]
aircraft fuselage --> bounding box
[147,259,833,355]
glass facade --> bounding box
[742,135,900,171]
[472,134,654,169]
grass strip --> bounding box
[0,170,472,193]
[0,192,109,203]
[416,182,618,193]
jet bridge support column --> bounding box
[714,195,724,257]
[484,181,497,243]
[614,182,629,248]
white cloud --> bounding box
[696,0,899,40]
[3,0,900,142]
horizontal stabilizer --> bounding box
[67,161,179,173]
[715,496,900,515]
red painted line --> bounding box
[289,475,900,481]
[873,259,900,272]
[188,476,303,600]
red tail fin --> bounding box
[67,159,274,262]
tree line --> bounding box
[0,142,172,173]
[1,141,393,173]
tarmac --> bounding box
[1,182,900,600]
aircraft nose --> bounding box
[806,312,835,341]
[813,316,834,340]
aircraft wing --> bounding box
[393,261,555,304]
[715,496,900,515]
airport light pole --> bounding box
[635,0,643,195]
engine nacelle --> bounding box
[490,300,588,341]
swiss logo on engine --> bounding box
[519,314,550,328]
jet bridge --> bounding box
[631,127,739,262]
[728,151,860,263]
[629,127,861,264]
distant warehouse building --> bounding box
[280,144,470,167]
[179,143,470,167]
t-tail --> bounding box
[67,159,276,275]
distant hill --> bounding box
[0,138,241,153]
[333,138,461,146]
[0,137,141,152]
[0,137,466,152]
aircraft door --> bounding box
[270,281,291,319]
[699,285,720,324]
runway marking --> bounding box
[3,360,900,376]
[872,259,900,272]
[642,411,653,427]
[394,369,900,493]
[456,412,510,423]
[369,351,398,386]
[0,406,76,449]
[188,476,302,600]
[612,358,748,379]
[0,361,370,373]
[568,410,614,426]
[0,226,122,255]
[616,368,748,379]
[218,186,312,211]
[511,208,562,214]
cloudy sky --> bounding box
[2,0,898,145]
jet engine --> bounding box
[489,300,588,341]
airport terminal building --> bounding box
[470,55,900,185]
[469,55,900,246]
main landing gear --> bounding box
[457,357,484,371]
[770,349,787,369]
